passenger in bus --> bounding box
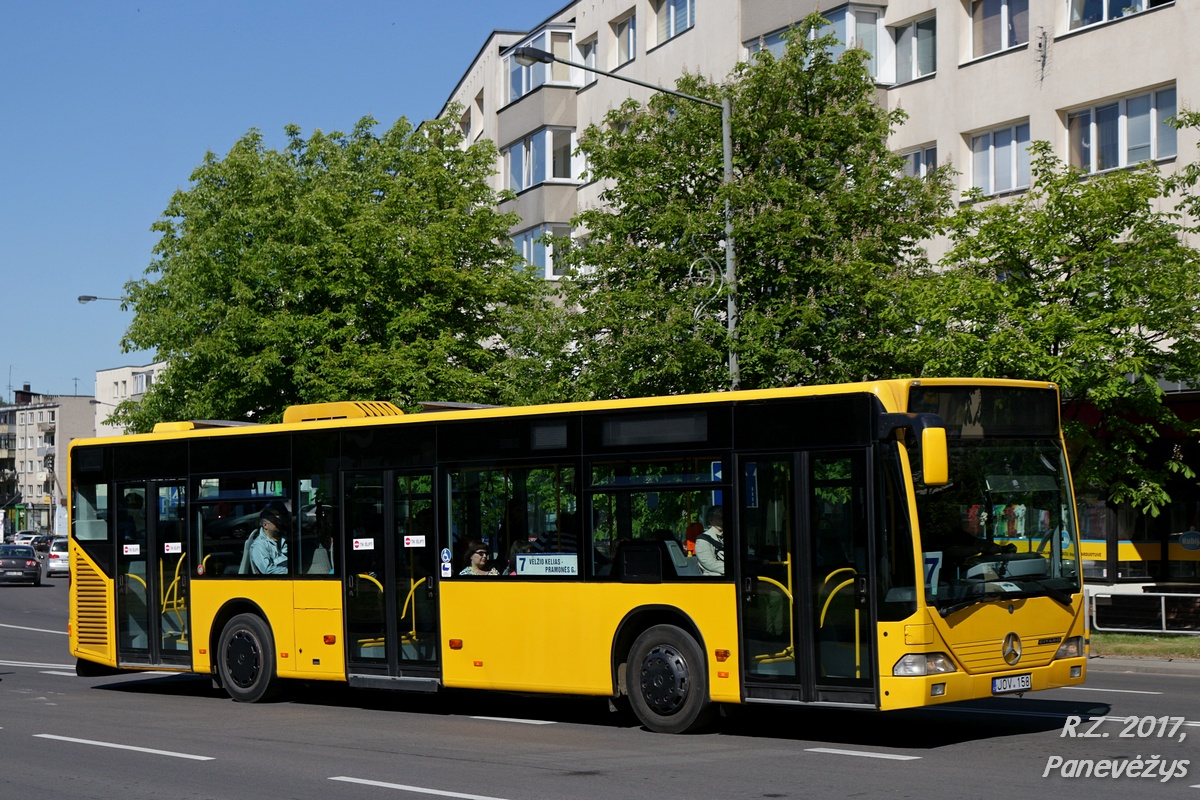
[531,510,579,554]
[248,502,291,575]
[694,505,725,576]
[505,540,532,575]
[459,540,498,576]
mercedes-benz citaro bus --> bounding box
[68,379,1086,733]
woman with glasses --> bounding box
[459,540,498,576]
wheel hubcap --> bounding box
[226,630,261,689]
[639,644,689,715]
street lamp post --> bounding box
[512,46,739,390]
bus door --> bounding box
[343,470,439,686]
[114,480,189,667]
[739,450,876,705]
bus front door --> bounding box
[739,450,877,706]
[114,480,189,668]
[343,471,439,687]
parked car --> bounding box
[45,537,69,577]
[0,544,44,586]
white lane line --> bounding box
[0,660,76,670]
[0,622,68,635]
[806,747,921,761]
[331,776,508,799]
[1061,686,1163,695]
[40,671,78,676]
[35,734,214,761]
[469,716,556,725]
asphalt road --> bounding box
[3,579,1198,800]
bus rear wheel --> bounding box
[628,624,713,734]
[217,613,279,703]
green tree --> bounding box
[910,141,1200,514]
[547,13,953,400]
[114,113,548,431]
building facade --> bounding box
[438,0,1191,583]
[93,361,168,437]
[4,385,95,535]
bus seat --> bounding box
[615,542,662,582]
[664,539,702,577]
[238,531,261,575]
[685,522,702,555]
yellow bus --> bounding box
[67,378,1087,733]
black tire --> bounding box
[627,624,713,734]
[32,573,41,587]
[217,613,278,702]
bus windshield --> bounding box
[908,386,1080,615]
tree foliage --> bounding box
[910,141,1200,514]
[115,113,547,431]
[547,13,953,400]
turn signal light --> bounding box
[324,635,337,645]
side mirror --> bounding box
[921,426,949,486]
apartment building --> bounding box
[5,385,94,535]
[441,0,1188,274]
[93,361,168,437]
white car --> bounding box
[46,537,69,577]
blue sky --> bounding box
[0,0,558,400]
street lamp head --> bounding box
[78,295,124,305]
[513,46,554,67]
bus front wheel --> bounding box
[628,624,713,734]
[217,613,279,703]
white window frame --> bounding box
[1066,86,1177,174]
[505,128,580,193]
[970,121,1031,195]
[892,15,936,84]
[970,0,1029,59]
[578,37,598,86]
[655,0,694,46]
[506,29,576,105]
[613,11,637,67]
[513,224,574,280]
[901,145,938,178]
[1069,0,1172,30]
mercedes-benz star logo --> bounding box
[1002,632,1022,666]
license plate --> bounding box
[992,673,1032,694]
[6,571,24,576]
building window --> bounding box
[1067,86,1176,173]
[971,122,1031,194]
[893,16,936,83]
[655,0,694,46]
[514,225,573,280]
[505,129,577,193]
[1069,0,1173,29]
[971,0,1029,59]
[901,146,938,178]
[507,30,575,104]
[578,38,598,86]
[614,12,637,67]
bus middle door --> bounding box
[343,470,439,688]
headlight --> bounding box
[893,652,957,676]
[1055,636,1084,659]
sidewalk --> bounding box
[1086,654,1200,675]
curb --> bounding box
[1086,655,1200,676]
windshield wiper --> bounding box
[937,587,1012,617]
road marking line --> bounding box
[1062,686,1163,695]
[469,716,556,725]
[35,734,214,761]
[331,776,508,799]
[40,671,78,676]
[0,660,76,670]
[0,622,68,636]
[806,748,921,761]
